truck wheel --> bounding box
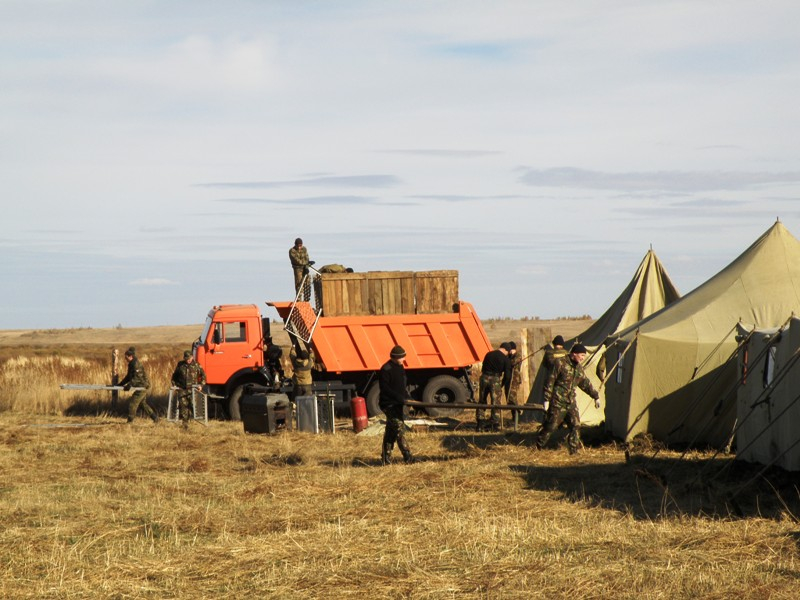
[422,375,466,417]
[228,385,245,421]
[366,383,383,418]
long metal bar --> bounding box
[60,384,145,391]
[404,400,543,411]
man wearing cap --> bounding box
[476,343,512,432]
[541,335,568,412]
[535,343,600,455]
[379,345,415,465]
[289,238,314,301]
[290,344,315,401]
[171,349,206,428]
[506,341,522,423]
[118,348,157,423]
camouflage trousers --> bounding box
[381,404,411,459]
[536,400,582,453]
[293,267,311,301]
[475,374,503,425]
[176,390,194,424]
[128,390,155,420]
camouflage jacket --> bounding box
[290,348,315,386]
[544,346,568,370]
[289,246,310,269]
[171,360,206,390]
[544,356,598,408]
[119,357,150,389]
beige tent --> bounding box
[604,221,800,448]
[735,318,800,471]
[525,249,680,425]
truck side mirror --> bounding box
[213,327,222,345]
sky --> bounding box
[3,1,800,330]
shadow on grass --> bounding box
[510,453,800,521]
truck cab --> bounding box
[195,304,272,419]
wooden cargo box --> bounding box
[317,270,458,317]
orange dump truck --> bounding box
[195,299,493,419]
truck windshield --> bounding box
[199,316,214,344]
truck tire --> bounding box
[422,375,467,417]
[366,383,383,418]
[228,385,245,421]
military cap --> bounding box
[507,341,517,350]
[294,237,303,245]
[571,343,588,354]
[183,350,192,359]
[500,342,511,351]
[127,346,136,355]
[552,335,564,346]
[297,349,309,360]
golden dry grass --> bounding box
[2,321,800,598]
[1,414,800,599]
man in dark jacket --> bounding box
[379,345,415,465]
[535,343,600,454]
[475,343,512,431]
[119,348,157,423]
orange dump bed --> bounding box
[269,301,492,373]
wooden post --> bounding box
[519,328,530,403]
[526,326,552,404]
[111,348,119,413]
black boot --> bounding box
[381,443,394,466]
[401,449,415,464]
[151,412,160,424]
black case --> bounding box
[242,393,293,434]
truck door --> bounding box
[204,319,261,383]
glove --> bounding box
[308,260,315,266]
[123,384,131,392]
[594,399,601,409]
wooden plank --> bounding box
[415,270,458,314]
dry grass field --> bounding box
[2,318,800,598]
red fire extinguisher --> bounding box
[350,396,368,434]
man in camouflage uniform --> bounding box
[379,345,415,465]
[475,343,512,432]
[505,341,522,424]
[541,335,567,411]
[171,349,206,428]
[290,344,315,400]
[118,347,158,423]
[535,343,600,454]
[289,238,314,301]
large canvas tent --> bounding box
[604,221,800,448]
[735,318,800,471]
[525,249,680,425]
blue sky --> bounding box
[3,1,800,329]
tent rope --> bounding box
[691,321,741,381]
[703,346,800,484]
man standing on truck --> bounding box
[289,238,314,301]
[290,344,315,400]
[475,343,512,432]
[379,345,415,465]
[118,348,158,424]
[171,350,206,429]
[535,343,600,455]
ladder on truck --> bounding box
[284,267,323,344]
